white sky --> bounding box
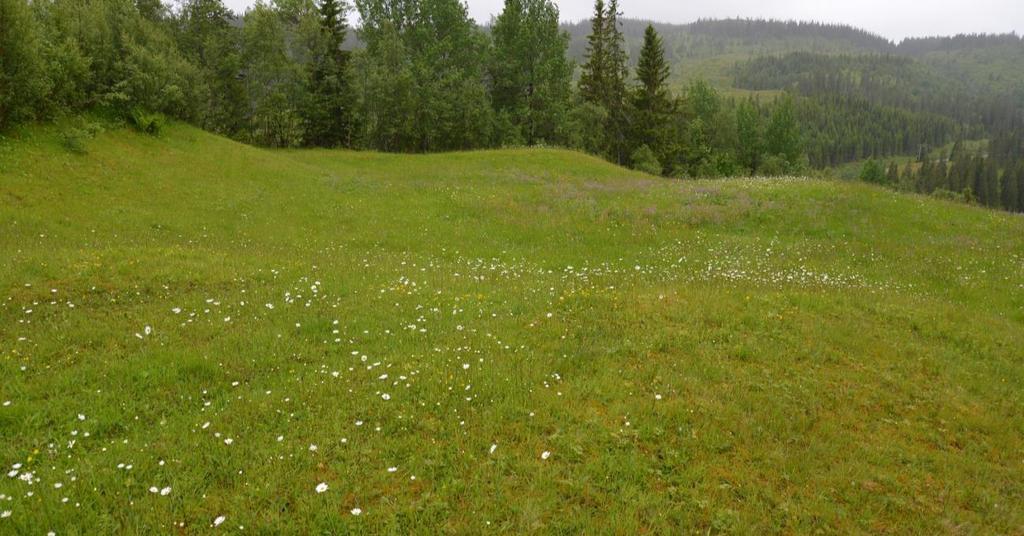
[223,0,1024,41]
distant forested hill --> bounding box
[563,18,1024,88]
[730,51,1021,165]
[560,19,1024,169]
[563,19,895,88]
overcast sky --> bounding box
[222,0,1024,42]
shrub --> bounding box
[60,120,104,154]
[61,127,90,154]
[630,145,662,175]
[129,108,165,136]
[759,154,789,177]
[859,158,885,184]
[931,188,971,204]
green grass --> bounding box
[1,122,1023,533]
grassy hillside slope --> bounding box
[1,124,1023,533]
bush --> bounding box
[931,188,971,203]
[128,108,165,136]
[759,154,790,177]
[669,164,692,179]
[60,121,104,154]
[860,158,885,184]
[61,128,90,154]
[630,145,662,175]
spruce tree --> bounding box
[578,0,629,163]
[634,25,670,118]
[604,0,630,164]
[320,0,344,46]
[307,0,353,147]
[604,0,628,103]
[932,159,948,191]
[980,158,1000,207]
[899,162,915,191]
[632,24,672,173]
[948,147,973,193]
[949,139,965,162]
[970,156,985,201]
[578,0,607,107]
[1016,163,1024,212]
[1001,161,1020,211]
[918,159,933,193]
[886,161,900,185]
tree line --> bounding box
[1,0,805,177]
[4,0,1021,210]
[860,132,1024,212]
[734,51,1024,171]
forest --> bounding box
[1,0,1022,210]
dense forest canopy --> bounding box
[1,0,1021,211]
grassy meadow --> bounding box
[1,123,1023,533]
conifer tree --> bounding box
[578,0,629,163]
[605,0,628,101]
[634,26,670,112]
[970,156,986,200]
[899,162,916,191]
[1015,163,1024,212]
[578,0,607,106]
[979,157,1000,206]
[931,159,948,191]
[631,24,672,173]
[948,146,973,193]
[1001,160,1020,210]
[604,0,630,163]
[885,161,900,185]
[922,158,936,191]
[306,0,354,147]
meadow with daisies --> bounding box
[1,122,1023,533]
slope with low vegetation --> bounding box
[0,124,1022,532]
